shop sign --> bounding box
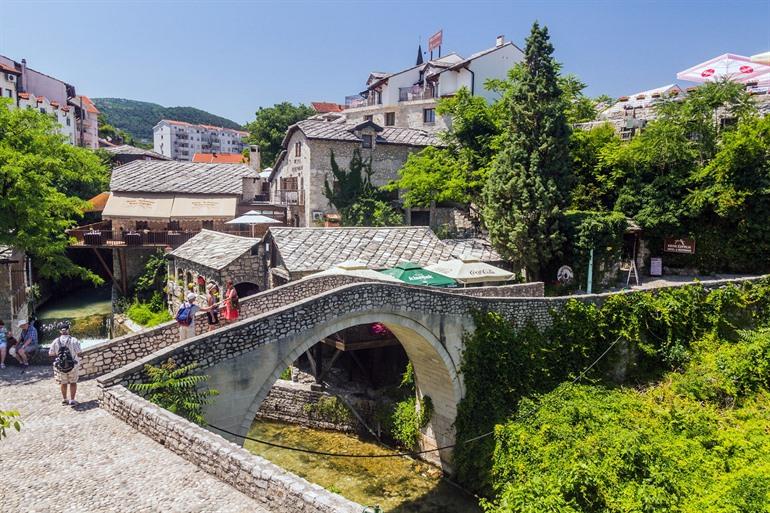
[664,238,696,254]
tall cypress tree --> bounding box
[483,22,571,280]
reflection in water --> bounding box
[245,420,481,513]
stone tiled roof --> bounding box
[441,238,504,263]
[110,160,258,195]
[289,119,442,147]
[267,226,455,273]
[170,230,259,270]
[102,144,171,160]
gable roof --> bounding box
[192,153,246,163]
[441,238,503,263]
[110,160,257,195]
[102,144,171,160]
[267,226,455,274]
[282,118,441,148]
[311,102,345,113]
[170,230,259,270]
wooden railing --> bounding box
[272,189,304,206]
[67,227,253,248]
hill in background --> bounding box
[93,98,244,144]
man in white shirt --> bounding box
[48,322,83,406]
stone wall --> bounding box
[100,385,362,513]
[256,379,368,433]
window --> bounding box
[66,117,71,126]
[384,112,395,126]
[40,107,46,114]
[294,141,301,157]
[361,134,373,149]
[167,220,180,231]
[135,220,148,230]
[423,108,435,124]
[201,220,214,230]
[5,89,11,97]
[364,115,373,122]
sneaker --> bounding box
[68,400,77,406]
[61,400,69,405]
[0,364,5,369]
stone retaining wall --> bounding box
[100,384,362,513]
[81,275,544,379]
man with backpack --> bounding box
[176,292,216,341]
[48,321,82,406]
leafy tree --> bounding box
[0,100,108,281]
[129,358,218,425]
[568,122,620,210]
[97,114,147,148]
[483,22,571,279]
[342,196,403,227]
[385,147,467,207]
[245,102,314,168]
[0,410,21,440]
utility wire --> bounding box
[208,335,624,459]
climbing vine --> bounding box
[454,277,770,494]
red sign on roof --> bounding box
[428,30,443,52]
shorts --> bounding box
[0,342,6,350]
[179,323,196,341]
[54,366,79,384]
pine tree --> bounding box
[483,22,571,280]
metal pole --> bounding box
[587,248,594,294]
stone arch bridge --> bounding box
[98,277,548,470]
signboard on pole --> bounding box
[428,30,443,52]
[664,238,696,254]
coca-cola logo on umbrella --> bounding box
[739,65,754,74]
[701,68,715,77]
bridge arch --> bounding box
[204,308,463,471]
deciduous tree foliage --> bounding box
[0,101,108,281]
[245,102,314,168]
[483,22,572,279]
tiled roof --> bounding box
[192,153,245,163]
[73,95,99,114]
[441,238,503,263]
[268,226,455,273]
[86,191,110,212]
[110,160,258,195]
[17,92,29,100]
[102,144,171,160]
[311,102,345,113]
[288,119,441,147]
[170,230,259,270]
[0,62,20,74]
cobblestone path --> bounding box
[0,366,272,513]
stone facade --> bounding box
[0,246,28,337]
[100,385,362,513]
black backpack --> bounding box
[54,336,76,372]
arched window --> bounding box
[185,272,193,290]
[197,275,206,294]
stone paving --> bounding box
[0,365,272,513]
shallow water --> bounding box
[37,286,112,348]
[244,420,481,513]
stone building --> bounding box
[263,226,456,286]
[166,230,263,310]
[0,246,28,337]
[270,116,440,227]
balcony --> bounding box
[271,189,304,206]
[66,221,252,249]
[344,94,379,109]
[399,85,436,102]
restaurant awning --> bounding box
[102,192,174,218]
[676,53,770,84]
[170,195,237,218]
[425,258,513,285]
[380,261,457,287]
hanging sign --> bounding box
[664,238,696,254]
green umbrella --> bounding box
[379,261,457,287]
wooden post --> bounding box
[92,248,124,296]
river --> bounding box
[244,420,482,513]
[36,285,112,349]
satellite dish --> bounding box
[557,265,574,285]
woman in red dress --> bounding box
[222,279,239,322]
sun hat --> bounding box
[186,292,197,301]
[17,319,28,328]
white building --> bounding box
[153,120,248,161]
[343,36,523,131]
[0,55,97,148]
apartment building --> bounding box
[343,36,523,131]
[153,119,248,161]
[0,55,98,148]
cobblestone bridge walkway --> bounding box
[0,366,272,513]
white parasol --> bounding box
[425,257,514,285]
[226,210,281,236]
[310,260,402,283]
[676,53,770,84]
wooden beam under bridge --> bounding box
[92,247,125,296]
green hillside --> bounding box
[93,98,244,144]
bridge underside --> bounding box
[203,309,465,471]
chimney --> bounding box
[19,58,27,93]
[249,145,261,171]
[496,35,504,48]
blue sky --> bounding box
[1,0,768,125]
